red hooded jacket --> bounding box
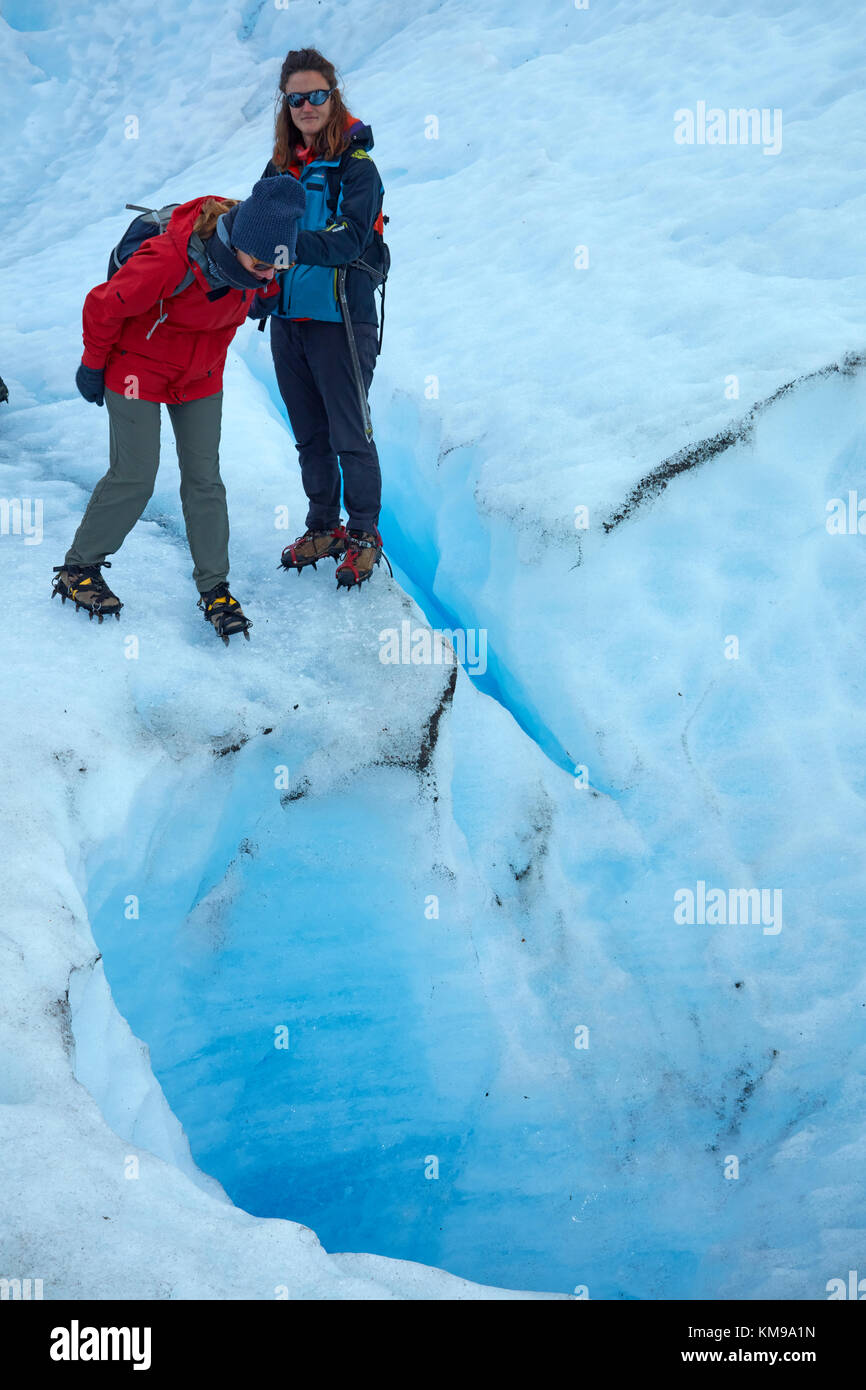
[81,197,279,404]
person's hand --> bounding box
[247,290,279,322]
[75,364,105,406]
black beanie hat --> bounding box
[232,177,307,265]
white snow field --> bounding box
[1,0,865,1299]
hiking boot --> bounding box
[198,582,252,645]
[51,561,122,621]
[336,527,384,589]
[279,524,347,573]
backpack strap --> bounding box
[170,267,195,297]
[324,161,343,222]
[145,266,196,338]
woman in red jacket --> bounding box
[53,177,305,643]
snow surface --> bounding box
[1,0,864,1299]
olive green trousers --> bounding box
[66,387,228,593]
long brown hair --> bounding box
[193,197,239,238]
[272,48,351,170]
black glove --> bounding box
[247,289,279,322]
[76,364,105,406]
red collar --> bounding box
[289,111,360,175]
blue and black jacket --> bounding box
[261,117,384,326]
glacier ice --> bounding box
[1,0,864,1301]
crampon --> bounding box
[279,525,347,573]
[51,561,122,622]
[198,582,252,646]
[335,528,393,589]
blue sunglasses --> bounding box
[286,87,336,109]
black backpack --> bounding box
[105,202,196,340]
[349,213,390,356]
[106,203,195,295]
